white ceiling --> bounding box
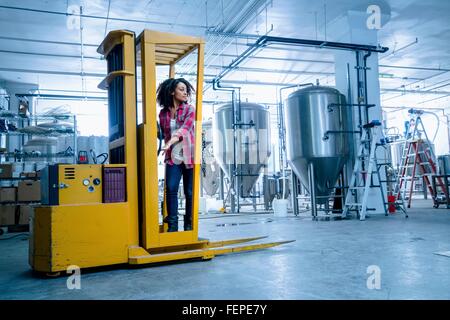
[0,0,449,111]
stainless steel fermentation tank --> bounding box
[284,85,352,210]
[213,102,271,198]
[201,120,220,196]
[438,154,450,175]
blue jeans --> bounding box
[165,163,193,231]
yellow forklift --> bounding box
[29,29,292,274]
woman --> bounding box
[157,78,196,232]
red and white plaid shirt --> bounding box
[159,102,196,168]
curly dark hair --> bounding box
[156,78,195,109]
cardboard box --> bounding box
[18,180,41,202]
[0,164,13,178]
[0,187,16,203]
[19,205,34,225]
[19,171,37,178]
[0,206,17,226]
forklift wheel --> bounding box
[45,272,61,278]
[0,228,4,236]
[433,204,439,208]
[201,257,213,261]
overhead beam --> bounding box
[0,5,209,29]
[0,49,102,60]
[0,67,105,77]
[0,35,99,47]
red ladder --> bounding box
[396,139,448,208]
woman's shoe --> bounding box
[167,223,178,232]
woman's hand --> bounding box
[161,136,179,155]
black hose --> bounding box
[0,232,29,240]
[157,122,163,156]
[97,153,109,164]
[90,149,97,164]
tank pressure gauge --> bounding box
[93,178,101,185]
[83,179,90,186]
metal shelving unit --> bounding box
[0,114,77,164]
[0,113,77,232]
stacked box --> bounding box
[0,187,16,202]
[19,206,34,225]
[0,164,13,178]
[0,206,17,226]
[18,180,41,202]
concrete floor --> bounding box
[0,199,449,300]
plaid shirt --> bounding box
[159,102,196,168]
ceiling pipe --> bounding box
[0,49,101,60]
[207,31,261,40]
[201,49,450,74]
[203,99,278,105]
[381,88,450,95]
[382,70,450,102]
[380,38,418,60]
[417,93,450,105]
[424,81,450,91]
[209,79,450,97]
[215,53,333,64]
[37,88,105,95]
[208,65,334,76]
[212,35,388,86]
[382,106,449,112]
[380,64,450,72]
[222,38,381,55]
[207,64,423,80]
[238,55,450,74]
[15,93,106,101]
[208,79,326,87]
